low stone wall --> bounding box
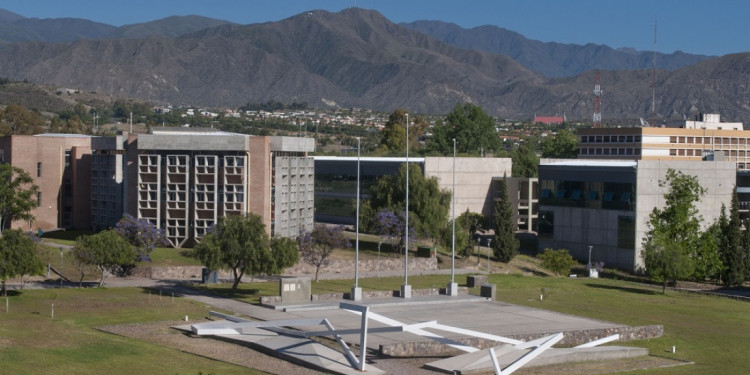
[379,325,663,357]
[262,286,471,305]
[131,266,205,279]
[283,257,437,276]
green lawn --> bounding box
[0,287,265,375]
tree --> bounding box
[72,230,137,287]
[643,235,694,293]
[540,129,578,158]
[0,104,44,135]
[0,230,44,296]
[0,163,39,235]
[537,248,577,276]
[297,224,350,282]
[693,227,723,281]
[427,103,500,155]
[374,209,415,256]
[643,169,705,286]
[440,210,487,258]
[194,214,272,291]
[719,186,744,286]
[378,109,427,153]
[744,218,750,281]
[270,237,299,272]
[511,142,538,177]
[493,177,519,262]
[368,163,450,240]
[113,214,168,262]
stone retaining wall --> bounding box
[283,257,438,276]
[132,257,437,281]
[379,325,663,357]
[260,286,471,305]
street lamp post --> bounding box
[486,238,492,273]
[352,137,362,301]
[448,138,458,296]
[401,113,411,299]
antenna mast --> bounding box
[651,20,657,120]
[593,70,602,128]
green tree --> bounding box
[439,209,486,258]
[642,169,705,286]
[721,186,744,286]
[297,224,350,282]
[427,103,500,155]
[194,214,272,291]
[270,237,299,272]
[0,230,44,296]
[493,177,519,262]
[368,163,450,240]
[693,226,723,281]
[0,104,44,135]
[643,234,694,293]
[511,142,538,177]
[537,248,577,276]
[72,230,137,287]
[0,163,39,235]
[378,109,427,153]
[540,129,578,158]
[744,218,750,281]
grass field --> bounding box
[0,287,265,375]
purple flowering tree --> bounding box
[114,214,168,262]
[297,224,350,282]
[374,208,415,256]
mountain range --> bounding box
[0,7,747,124]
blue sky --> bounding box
[2,0,747,56]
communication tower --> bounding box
[592,70,602,128]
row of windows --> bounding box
[579,148,642,156]
[580,135,642,143]
[670,136,750,145]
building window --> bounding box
[37,162,42,177]
[37,192,42,207]
[64,179,72,197]
[65,150,71,167]
[538,211,554,239]
[0,149,4,163]
[617,216,636,249]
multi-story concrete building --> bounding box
[0,134,94,232]
[129,129,314,247]
[577,114,750,168]
[313,156,514,226]
[539,158,736,272]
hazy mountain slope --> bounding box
[0,8,747,124]
[403,20,713,78]
[104,15,236,39]
[0,16,115,44]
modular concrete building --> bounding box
[129,129,315,246]
[1,130,315,246]
[538,159,736,271]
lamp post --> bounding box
[486,238,492,273]
[377,241,382,278]
[352,137,362,301]
[448,138,458,296]
[401,113,411,299]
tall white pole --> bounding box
[404,113,409,287]
[451,138,456,284]
[355,137,360,288]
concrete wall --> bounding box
[424,157,512,217]
[634,159,736,270]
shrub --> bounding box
[538,248,577,276]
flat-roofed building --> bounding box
[129,129,314,247]
[538,159,735,271]
[0,134,94,232]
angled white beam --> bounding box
[489,347,502,375]
[500,332,563,375]
[574,334,619,348]
[431,323,524,346]
[322,318,360,369]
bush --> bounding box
[537,248,577,276]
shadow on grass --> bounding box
[585,283,659,295]
[521,267,550,277]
